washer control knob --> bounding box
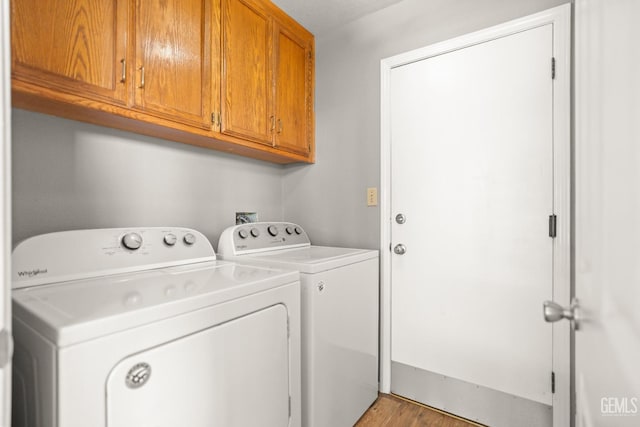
[183,233,196,245]
[238,229,249,239]
[122,232,143,250]
[285,226,293,235]
[294,227,302,235]
[250,228,260,238]
[267,225,279,236]
[163,233,177,246]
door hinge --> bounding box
[549,214,557,238]
[551,57,556,79]
[551,371,556,394]
[288,395,292,417]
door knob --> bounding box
[393,244,406,255]
[543,298,580,330]
[395,213,406,224]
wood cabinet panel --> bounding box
[221,0,272,145]
[134,0,211,128]
[11,0,128,104]
[274,24,312,156]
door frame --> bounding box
[0,0,12,424]
[379,4,571,425]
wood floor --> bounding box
[355,394,484,427]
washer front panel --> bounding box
[107,305,290,427]
[54,281,301,427]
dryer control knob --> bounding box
[183,233,196,245]
[285,226,293,235]
[122,232,143,250]
[163,233,177,246]
[238,229,249,239]
[250,228,260,238]
[294,227,302,235]
[268,225,279,237]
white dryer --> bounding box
[217,222,379,427]
[11,227,301,427]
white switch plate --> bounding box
[367,188,378,207]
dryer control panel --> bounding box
[12,227,216,289]
[217,222,310,256]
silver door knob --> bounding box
[393,244,406,255]
[395,213,406,224]
[543,298,580,330]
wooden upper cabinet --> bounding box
[220,0,315,157]
[274,22,313,157]
[221,0,273,145]
[11,0,129,104]
[11,0,314,163]
[133,0,212,128]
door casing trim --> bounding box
[379,4,572,425]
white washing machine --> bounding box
[11,227,301,427]
[217,222,379,427]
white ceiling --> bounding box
[271,0,405,35]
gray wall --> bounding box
[12,109,284,248]
[282,0,567,250]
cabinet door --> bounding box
[134,0,212,129]
[11,0,128,105]
[274,23,313,156]
[221,0,273,145]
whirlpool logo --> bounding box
[17,268,48,278]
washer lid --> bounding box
[12,261,298,347]
[228,246,379,274]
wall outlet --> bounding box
[367,187,378,207]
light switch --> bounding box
[367,187,378,207]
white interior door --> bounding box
[574,0,640,425]
[386,9,570,426]
[0,1,12,425]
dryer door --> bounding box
[106,304,290,427]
